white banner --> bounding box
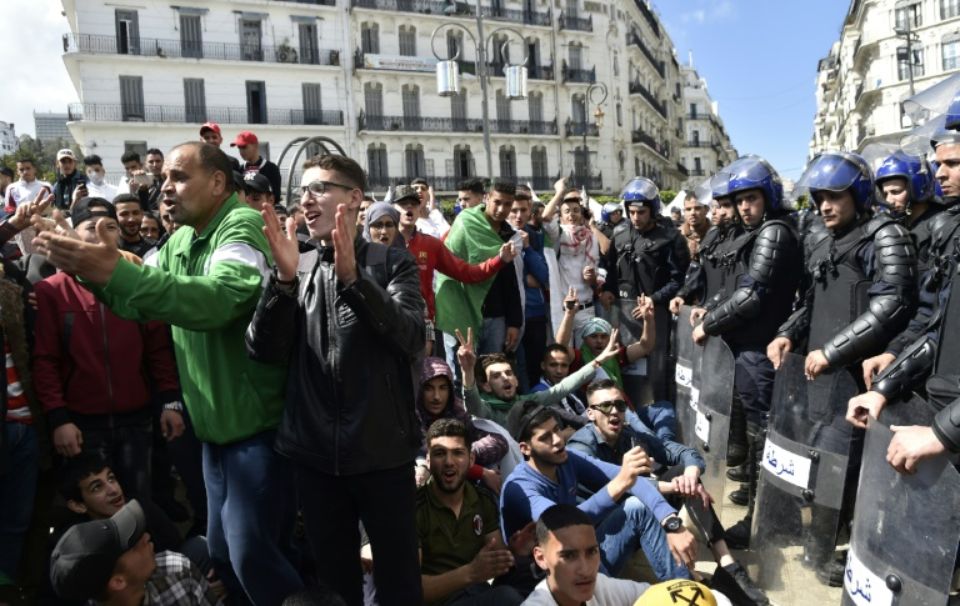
[362,53,437,72]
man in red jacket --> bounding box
[32,197,183,499]
[392,184,516,356]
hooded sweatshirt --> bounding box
[418,356,507,468]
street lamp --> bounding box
[431,13,529,178]
[895,18,920,97]
[580,82,608,187]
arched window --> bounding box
[398,25,417,56]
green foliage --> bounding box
[793,193,811,210]
[659,189,678,205]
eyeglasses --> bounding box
[369,221,396,231]
[298,180,357,198]
[589,399,628,415]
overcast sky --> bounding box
[0,0,78,138]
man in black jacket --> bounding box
[245,154,425,606]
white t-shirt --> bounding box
[5,179,51,208]
[543,218,599,304]
[86,180,119,202]
[522,574,649,606]
[417,208,450,239]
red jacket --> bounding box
[407,230,503,321]
[32,272,180,428]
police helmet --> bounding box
[719,156,784,211]
[875,151,935,204]
[797,151,876,213]
[620,177,660,214]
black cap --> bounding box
[392,184,420,204]
[71,197,117,227]
[243,172,272,195]
[0,167,13,178]
[50,500,147,600]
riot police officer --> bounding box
[875,150,941,270]
[601,178,686,401]
[764,151,918,585]
[689,157,804,545]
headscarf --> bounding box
[578,317,623,389]
[362,202,404,247]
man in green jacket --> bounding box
[32,142,302,606]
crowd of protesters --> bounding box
[5,115,960,606]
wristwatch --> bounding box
[662,515,684,533]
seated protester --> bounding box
[49,500,222,605]
[500,401,698,583]
[567,381,768,605]
[418,419,525,606]
[525,504,651,605]
[54,453,209,572]
[417,357,510,493]
[456,327,619,430]
[32,197,183,499]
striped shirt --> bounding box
[4,343,30,423]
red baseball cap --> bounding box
[230,131,259,147]
[199,122,221,136]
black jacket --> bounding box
[245,239,426,475]
[52,171,86,210]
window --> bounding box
[895,1,922,30]
[613,52,619,77]
[568,42,582,70]
[453,145,474,178]
[618,150,625,173]
[124,141,148,159]
[303,83,323,124]
[571,94,585,124]
[240,19,263,61]
[943,0,960,19]
[245,81,267,124]
[566,0,578,17]
[616,102,622,127]
[531,146,548,181]
[299,23,319,64]
[692,129,700,145]
[180,14,202,59]
[689,103,698,118]
[528,91,543,123]
[496,89,511,126]
[573,146,587,178]
[446,30,463,60]
[115,10,140,55]
[183,78,206,123]
[491,34,509,69]
[367,144,388,185]
[361,23,380,54]
[402,85,420,129]
[635,156,640,176]
[399,25,416,57]
[499,145,517,179]
[944,33,960,69]
[119,76,144,121]
[898,46,925,80]
[450,89,468,131]
[694,157,702,172]
[364,83,383,129]
[405,144,426,177]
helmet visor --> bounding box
[620,178,659,202]
[796,153,870,193]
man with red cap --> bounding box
[199,123,242,173]
[231,131,282,204]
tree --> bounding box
[2,135,81,182]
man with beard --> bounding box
[113,194,156,258]
[678,192,710,259]
[500,401,697,583]
[416,419,525,606]
[32,142,301,605]
[393,184,514,356]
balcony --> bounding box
[565,120,599,137]
[482,6,552,26]
[568,173,603,191]
[688,168,706,177]
[628,81,667,118]
[367,174,555,191]
[562,63,596,83]
[63,33,340,66]
[278,0,336,4]
[359,114,558,135]
[352,0,477,15]
[686,140,708,147]
[686,112,708,121]
[676,162,689,177]
[634,0,661,38]
[626,32,664,78]
[67,103,344,126]
[631,129,669,159]
[458,60,554,80]
[559,11,593,32]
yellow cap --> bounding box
[634,579,718,606]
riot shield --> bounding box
[617,298,653,407]
[842,409,960,606]
[673,306,700,448]
[694,332,735,523]
[751,352,860,590]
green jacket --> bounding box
[93,195,286,445]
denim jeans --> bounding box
[0,422,38,585]
[76,416,153,500]
[594,495,690,581]
[477,316,507,356]
[203,432,302,606]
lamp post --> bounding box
[580,82,608,187]
[431,7,529,178]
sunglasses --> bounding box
[299,180,357,198]
[590,399,628,415]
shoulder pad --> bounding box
[874,220,913,245]
[863,214,899,239]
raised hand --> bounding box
[593,328,621,365]
[455,327,476,373]
[32,218,120,284]
[332,203,358,287]
[261,202,300,282]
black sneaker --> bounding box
[724,517,752,550]
[726,464,750,483]
[728,486,749,506]
[718,562,770,605]
[816,558,845,587]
